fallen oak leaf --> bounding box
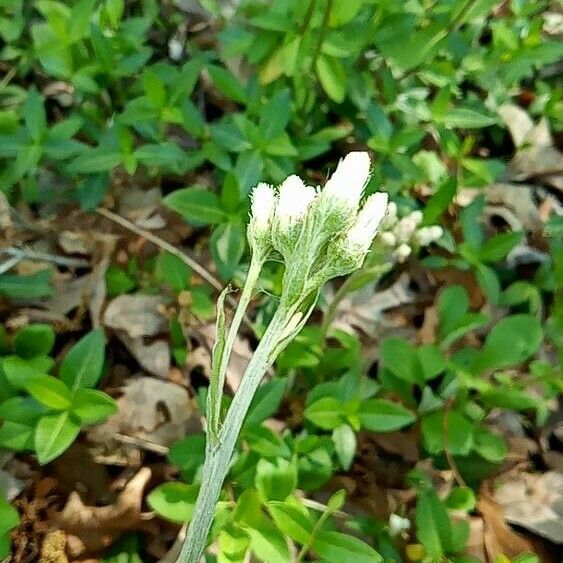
[54,468,156,557]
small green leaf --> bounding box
[478,231,524,262]
[313,531,382,563]
[445,487,476,511]
[475,314,542,373]
[380,337,420,383]
[316,55,346,103]
[208,64,247,104]
[25,375,72,410]
[13,324,55,359]
[246,379,286,427]
[24,88,47,142]
[155,251,191,292]
[59,329,105,391]
[0,269,53,299]
[246,522,289,563]
[267,502,314,544]
[259,89,292,139]
[440,108,496,129]
[147,482,199,523]
[2,356,48,390]
[164,187,226,226]
[71,389,118,425]
[305,397,346,430]
[416,488,453,558]
[35,412,80,464]
[332,424,356,470]
[358,399,416,432]
[255,457,297,502]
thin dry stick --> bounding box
[96,207,251,328]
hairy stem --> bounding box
[177,309,289,563]
[208,254,263,437]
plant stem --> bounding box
[208,254,263,436]
[177,308,289,563]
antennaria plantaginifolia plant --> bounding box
[178,152,389,562]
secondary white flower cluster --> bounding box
[248,152,389,304]
[378,202,443,263]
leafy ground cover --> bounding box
[0,0,562,561]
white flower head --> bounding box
[250,182,276,233]
[272,175,317,256]
[275,175,317,231]
[380,231,397,247]
[322,151,371,211]
[394,215,418,243]
[248,182,277,254]
[345,192,389,254]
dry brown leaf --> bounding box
[88,376,201,453]
[119,332,171,379]
[332,273,416,338]
[103,295,168,338]
[494,471,563,544]
[54,468,155,557]
[119,186,166,230]
[477,496,533,559]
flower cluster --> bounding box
[247,152,389,305]
[377,203,443,263]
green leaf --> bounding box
[0,495,19,559]
[475,314,542,373]
[246,522,290,563]
[147,482,199,523]
[71,389,118,425]
[358,399,416,432]
[0,396,45,424]
[210,222,245,280]
[59,329,105,391]
[14,324,55,359]
[25,375,72,410]
[305,397,346,430]
[422,410,474,456]
[255,457,297,501]
[439,285,468,334]
[332,424,356,470]
[24,88,47,142]
[181,99,204,137]
[164,187,225,226]
[2,356,48,390]
[316,55,346,103]
[259,89,292,139]
[267,502,314,544]
[380,337,420,383]
[0,421,34,451]
[445,487,476,512]
[143,69,167,109]
[0,269,53,299]
[35,411,80,464]
[246,379,286,427]
[480,388,539,412]
[234,150,263,196]
[313,531,382,563]
[155,251,191,292]
[330,0,365,26]
[476,263,500,305]
[416,488,453,558]
[478,231,524,262]
[68,148,122,174]
[207,64,247,104]
[440,108,496,129]
[69,0,96,41]
[473,429,507,463]
[134,143,187,172]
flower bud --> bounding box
[345,192,389,255]
[248,182,276,255]
[318,151,372,232]
[380,231,397,247]
[394,243,412,262]
[415,225,443,246]
[272,175,317,255]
